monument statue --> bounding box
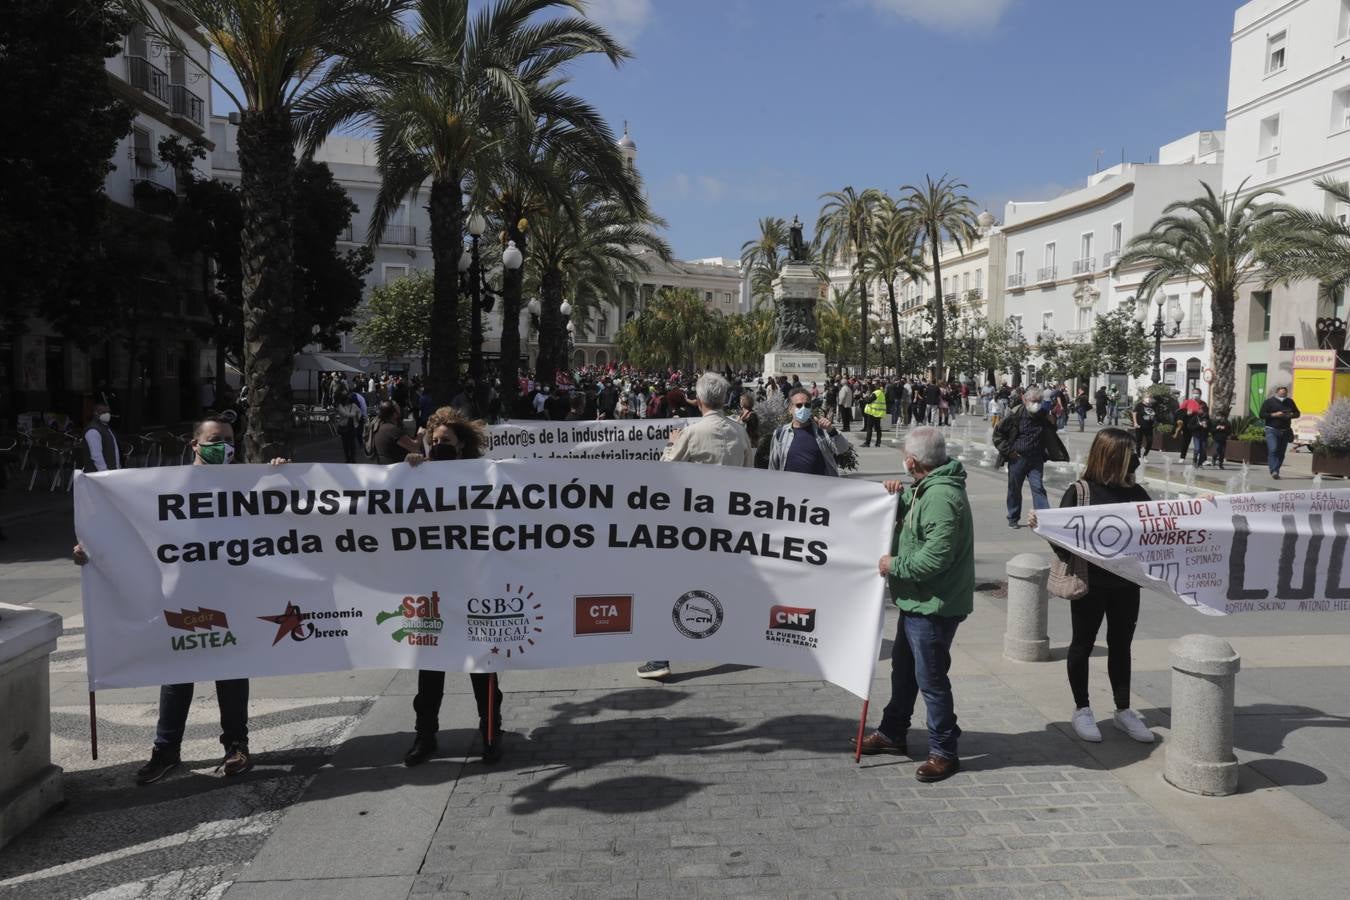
[773,215,820,352]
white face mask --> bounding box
[98,412,111,424]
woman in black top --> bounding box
[1031,427,1155,746]
[371,401,419,464]
[400,407,503,767]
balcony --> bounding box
[965,288,983,301]
[125,55,169,104]
[1037,266,1057,283]
[1102,249,1121,269]
[382,224,417,245]
[1071,257,1095,276]
[943,292,957,304]
[1007,272,1026,289]
[1063,329,1093,344]
[169,84,204,127]
[132,179,177,216]
[1035,330,1057,344]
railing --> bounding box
[382,224,417,245]
[1164,320,1208,341]
[1035,330,1057,344]
[1063,329,1092,343]
[125,55,169,104]
[1072,257,1095,276]
[339,224,356,242]
[1037,265,1057,282]
[965,288,983,301]
[1102,249,1121,269]
[169,84,204,127]
[1007,272,1026,289]
[132,179,177,216]
[943,292,957,304]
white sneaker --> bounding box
[1071,707,1102,742]
[1112,708,1155,743]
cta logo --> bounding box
[258,602,362,645]
[672,590,723,639]
[765,605,818,648]
[164,606,236,652]
[574,595,633,636]
[376,591,444,646]
[467,584,544,660]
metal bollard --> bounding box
[1165,634,1241,796]
[1004,553,1050,662]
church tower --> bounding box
[618,121,637,174]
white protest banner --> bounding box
[75,460,894,697]
[1034,488,1350,616]
[485,418,692,460]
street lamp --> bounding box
[529,298,574,376]
[1006,316,1025,386]
[1133,293,1183,385]
[459,208,523,409]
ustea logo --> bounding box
[765,605,818,648]
[258,602,362,646]
[574,595,633,635]
[467,583,544,660]
[376,591,444,646]
[672,590,723,639]
[164,606,236,652]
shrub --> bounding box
[1313,398,1350,457]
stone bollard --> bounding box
[1165,634,1241,797]
[0,604,65,848]
[1004,553,1050,662]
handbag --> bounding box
[1047,480,1091,600]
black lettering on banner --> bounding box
[1227,515,1268,601]
[1277,512,1324,601]
[1329,511,1350,600]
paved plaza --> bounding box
[2,424,1349,899]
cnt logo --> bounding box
[574,595,633,636]
[765,605,818,649]
[164,606,236,652]
[375,591,444,646]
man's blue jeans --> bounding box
[1265,426,1290,475]
[1006,454,1049,524]
[878,611,965,760]
[1191,433,1208,465]
[153,679,249,751]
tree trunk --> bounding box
[427,177,463,405]
[1210,288,1237,421]
[930,238,944,382]
[539,268,564,388]
[858,270,869,376]
[236,107,296,462]
[498,225,525,417]
[886,281,902,377]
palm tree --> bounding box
[817,287,860,370]
[860,194,927,379]
[739,217,788,304]
[124,0,409,460]
[816,187,880,374]
[899,175,979,382]
[527,179,671,383]
[1119,180,1288,419]
[1262,177,1350,302]
[295,0,629,404]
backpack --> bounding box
[363,418,379,458]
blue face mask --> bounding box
[793,405,813,424]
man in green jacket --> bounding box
[854,426,973,783]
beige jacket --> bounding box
[662,411,754,467]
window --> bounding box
[1111,222,1122,251]
[1044,242,1056,267]
[1076,305,1093,331]
[1333,87,1350,133]
[975,269,983,290]
[1342,0,1350,40]
[962,272,970,293]
[1163,358,1178,387]
[1008,314,1023,334]
[1258,114,1281,157]
[942,277,950,295]
[1014,250,1025,274]
[131,126,154,176]
[383,264,408,284]
[1189,292,1204,335]
[1080,232,1093,259]
[598,315,608,338]
[1250,290,1272,341]
[1266,31,1286,75]
[1041,312,1054,332]
[705,290,713,304]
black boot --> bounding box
[404,732,438,767]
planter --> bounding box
[1225,440,1268,466]
[1312,453,1350,478]
[1151,430,1189,453]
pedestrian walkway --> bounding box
[2,437,1349,899]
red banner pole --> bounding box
[89,691,99,760]
[854,698,869,764]
[486,673,496,745]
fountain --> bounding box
[1240,461,1250,494]
[1226,474,1242,495]
[1313,474,1324,490]
[1182,463,1197,495]
[1162,457,1174,500]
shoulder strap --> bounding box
[1075,480,1089,506]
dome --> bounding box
[977,210,996,228]
[618,122,636,150]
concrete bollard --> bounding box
[1004,553,1050,662]
[1165,634,1241,797]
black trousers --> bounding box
[862,414,882,445]
[1135,427,1153,457]
[1067,590,1139,711]
[414,671,502,738]
[840,406,853,431]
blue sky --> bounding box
[562,0,1237,259]
[204,1,1238,261]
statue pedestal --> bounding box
[0,604,64,849]
[763,350,827,382]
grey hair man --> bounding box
[640,372,754,681]
[992,385,1067,528]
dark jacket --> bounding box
[993,405,1069,463]
[1259,396,1301,433]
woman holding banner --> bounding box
[402,408,504,766]
[1029,428,1155,746]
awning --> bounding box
[294,352,364,374]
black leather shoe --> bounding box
[481,738,502,765]
[404,732,437,767]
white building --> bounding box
[1001,132,1223,394]
[1223,0,1350,416]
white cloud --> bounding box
[865,0,1015,34]
[585,0,654,42]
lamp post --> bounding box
[528,298,572,381]
[459,212,523,412]
[1006,316,1024,386]
[1134,293,1184,385]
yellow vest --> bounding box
[864,389,887,419]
